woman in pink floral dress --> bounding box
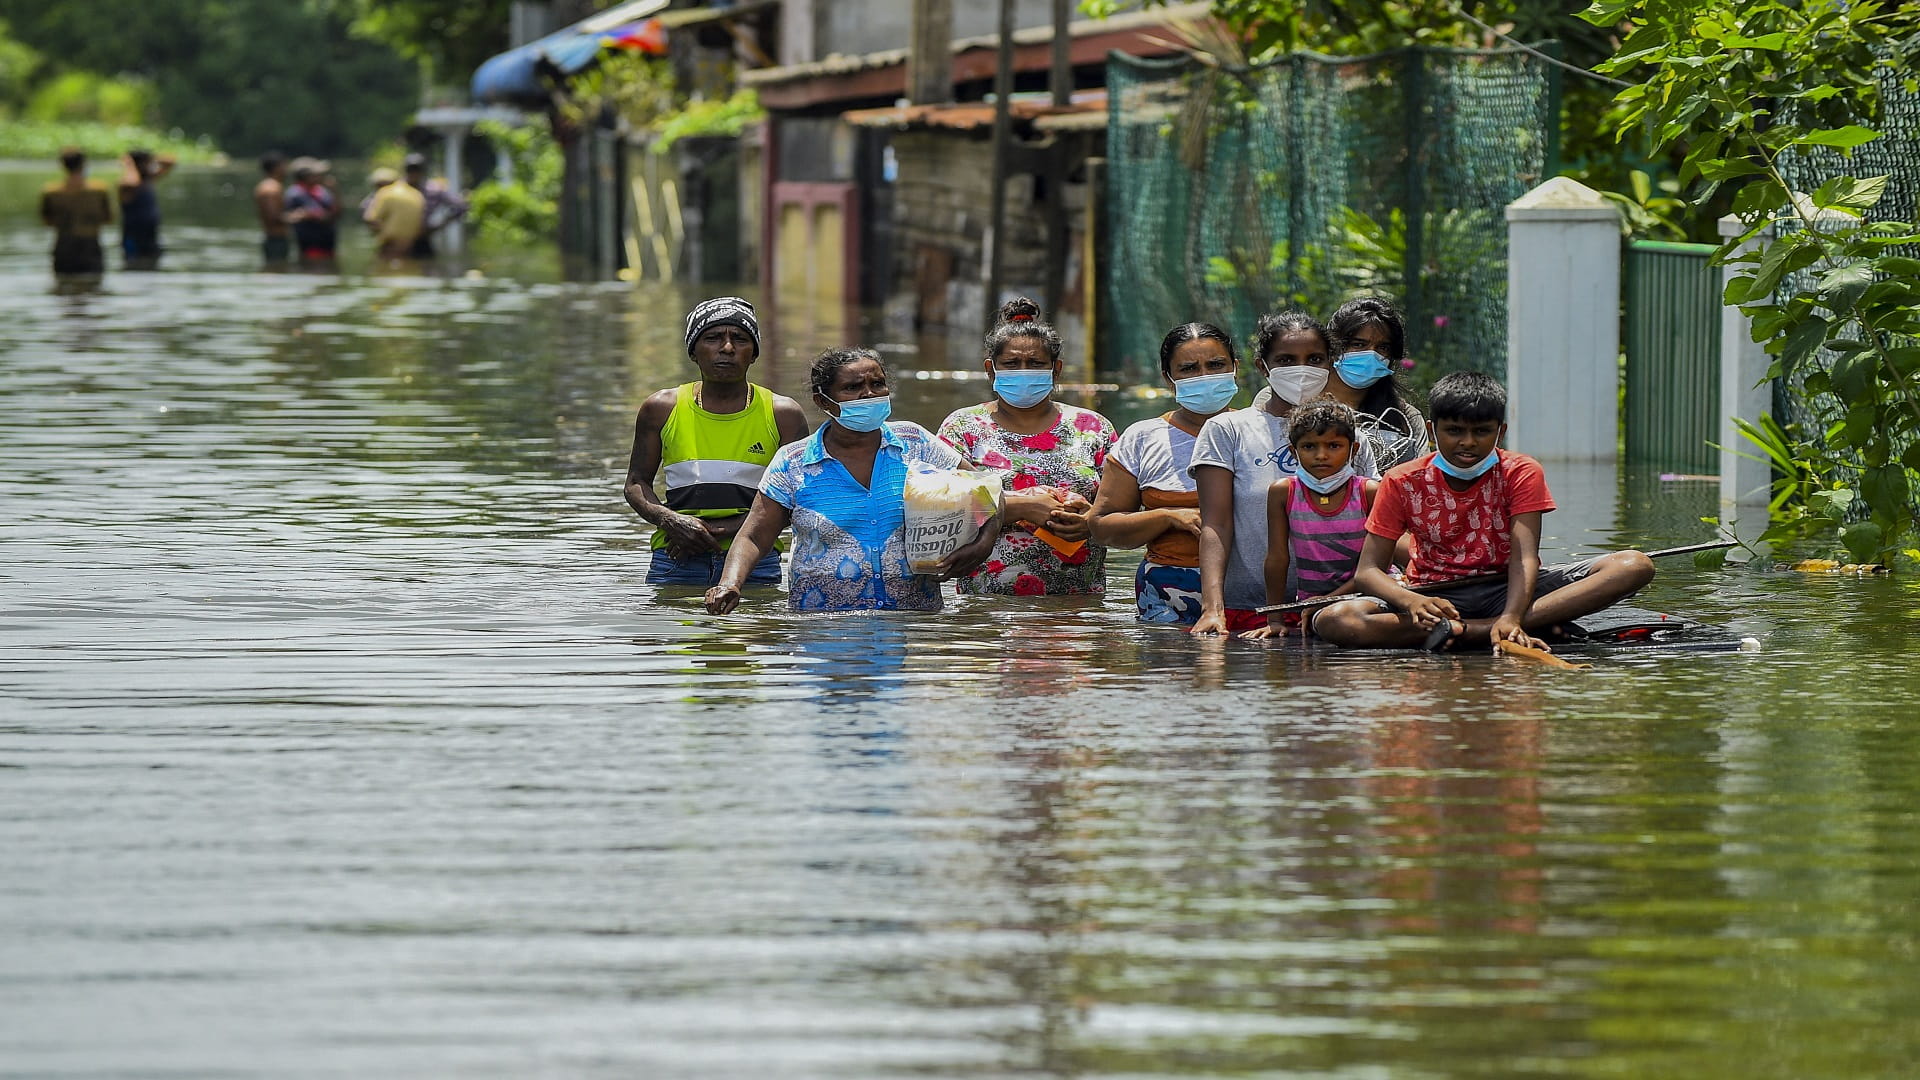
[936,297,1119,596]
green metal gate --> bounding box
[1624,240,1721,475]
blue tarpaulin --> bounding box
[471,0,669,106]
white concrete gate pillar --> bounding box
[441,128,467,255]
[1717,214,1774,519]
[1504,178,1624,462]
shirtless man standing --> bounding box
[40,147,114,277]
[255,152,290,265]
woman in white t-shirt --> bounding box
[1089,323,1243,625]
[1189,311,1379,635]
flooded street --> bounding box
[3,166,1919,1078]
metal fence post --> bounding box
[1541,39,1563,181]
[1401,47,1426,343]
[1284,56,1304,302]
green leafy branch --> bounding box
[1582,0,1920,563]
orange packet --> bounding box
[1033,526,1086,557]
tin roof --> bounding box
[741,2,1210,109]
[842,91,1108,132]
[655,0,778,29]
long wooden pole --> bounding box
[1050,0,1072,108]
[1252,540,1740,615]
[984,0,1015,330]
[908,0,954,106]
[1041,0,1072,320]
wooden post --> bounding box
[1041,0,1072,320]
[1042,141,1068,324]
[1050,0,1072,108]
[1084,156,1104,383]
[597,126,619,280]
[984,0,1014,330]
[908,0,953,106]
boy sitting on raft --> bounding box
[1313,372,1654,651]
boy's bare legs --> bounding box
[1314,550,1655,649]
[1515,550,1654,629]
[1312,602,1436,648]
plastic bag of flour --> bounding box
[903,465,1005,574]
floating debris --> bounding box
[1738,637,1763,652]
[1494,639,1592,669]
[1784,560,1888,574]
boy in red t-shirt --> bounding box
[1314,372,1654,651]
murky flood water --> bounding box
[4,165,1919,1078]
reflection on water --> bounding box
[4,169,1920,1077]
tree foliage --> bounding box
[1580,0,1920,563]
[315,0,514,85]
[1083,0,1611,58]
[467,120,562,247]
[1081,0,1718,236]
[0,0,418,157]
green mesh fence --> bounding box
[1104,46,1556,391]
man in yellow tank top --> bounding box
[624,297,809,586]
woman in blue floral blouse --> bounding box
[705,346,1001,614]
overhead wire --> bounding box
[1446,1,1637,89]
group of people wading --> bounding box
[38,147,466,275]
[625,295,1654,652]
[37,147,176,274]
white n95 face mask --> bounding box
[1268,366,1329,405]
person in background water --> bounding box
[283,157,339,266]
[411,167,470,258]
[1243,400,1381,640]
[1313,372,1654,651]
[626,297,809,588]
[936,297,1118,597]
[360,166,398,217]
[40,147,114,277]
[364,155,427,260]
[1089,321,1243,625]
[117,148,175,269]
[254,152,291,265]
[1189,311,1380,635]
[1325,295,1430,469]
[706,346,1000,614]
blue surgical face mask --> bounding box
[1334,349,1392,389]
[1296,462,1355,495]
[1433,446,1500,481]
[831,395,893,433]
[992,370,1054,409]
[1173,372,1239,414]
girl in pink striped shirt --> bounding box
[1246,400,1380,638]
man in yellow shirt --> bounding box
[364,154,427,258]
[40,148,114,276]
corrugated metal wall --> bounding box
[1625,240,1722,474]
